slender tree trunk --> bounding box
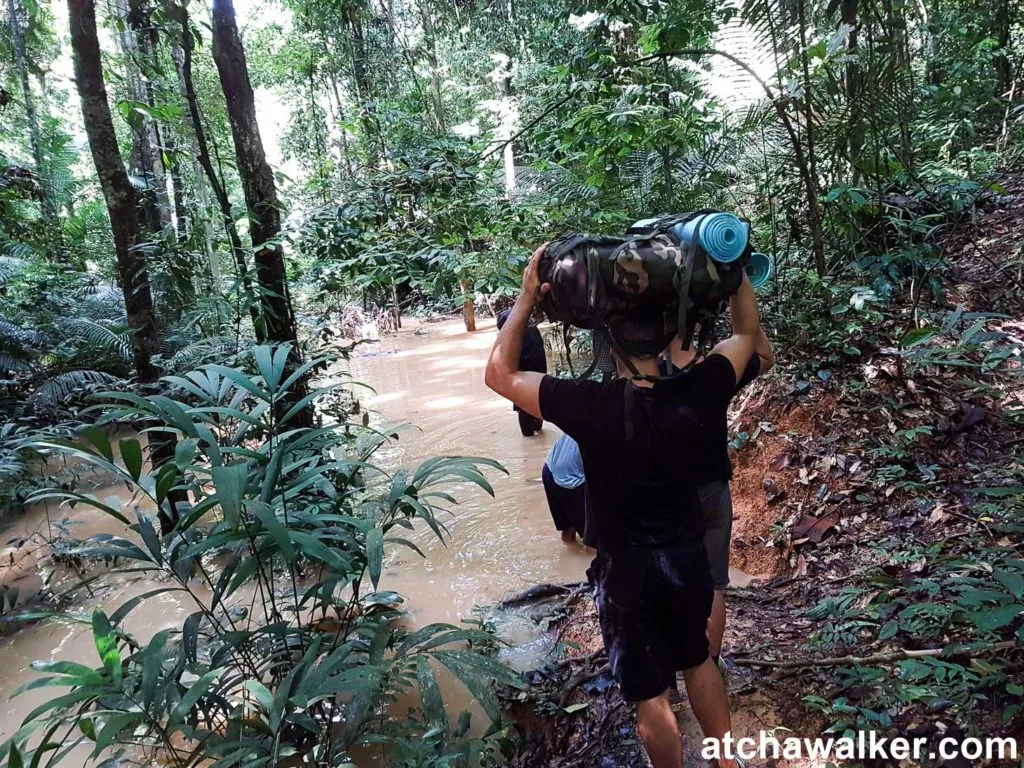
[172,7,264,338]
[459,279,476,332]
[69,0,182,532]
[840,0,862,178]
[343,6,384,162]
[211,0,312,427]
[421,0,446,133]
[193,160,219,283]
[7,0,63,259]
[796,0,827,276]
[660,58,673,209]
[995,0,1012,96]
[493,56,517,194]
[115,0,170,227]
[166,137,189,242]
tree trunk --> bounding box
[173,6,263,338]
[68,0,182,532]
[115,0,171,228]
[211,0,312,427]
[7,0,63,259]
[343,4,384,163]
[659,58,673,210]
[493,56,517,194]
[840,0,862,176]
[460,279,476,332]
[421,0,446,133]
[995,0,1012,96]
[796,0,827,276]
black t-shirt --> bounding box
[539,354,737,555]
[659,353,761,482]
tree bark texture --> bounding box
[211,0,312,427]
[68,0,159,384]
[172,10,264,337]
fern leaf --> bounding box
[61,318,133,361]
[30,370,123,408]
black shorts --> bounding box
[699,480,734,590]
[592,543,713,702]
[541,465,587,533]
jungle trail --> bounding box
[1,176,1023,766]
[1,0,1024,762]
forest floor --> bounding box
[500,173,1024,766]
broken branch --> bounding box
[735,640,1017,669]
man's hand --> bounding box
[518,244,550,308]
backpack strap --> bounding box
[674,217,702,351]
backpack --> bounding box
[538,211,752,357]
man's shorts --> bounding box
[592,543,713,702]
[699,480,733,591]
[541,465,587,534]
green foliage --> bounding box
[802,531,1024,733]
[2,346,519,767]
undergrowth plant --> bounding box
[802,534,1024,738]
[1,344,521,768]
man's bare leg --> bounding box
[635,690,682,768]
[682,658,736,768]
[560,528,578,544]
[708,591,726,658]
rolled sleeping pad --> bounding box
[671,212,747,263]
[746,251,773,288]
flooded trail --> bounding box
[0,317,592,760]
[347,318,593,625]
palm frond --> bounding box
[0,255,28,284]
[167,335,244,373]
[0,314,48,348]
[61,318,133,361]
[30,370,123,408]
[0,353,33,374]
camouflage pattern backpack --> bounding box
[537,211,752,357]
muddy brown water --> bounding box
[0,317,754,763]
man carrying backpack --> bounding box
[486,245,758,768]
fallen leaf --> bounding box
[763,477,787,504]
[791,512,840,543]
[927,503,949,525]
[770,452,791,471]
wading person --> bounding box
[542,433,589,544]
[661,330,774,668]
[486,245,761,768]
[497,309,547,435]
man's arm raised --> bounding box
[484,245,550,418]
[710,273,762,383]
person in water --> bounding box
[542,433,589,544]
[660,330,774,671]
[486,244,760,768]
[496,309,546,436]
